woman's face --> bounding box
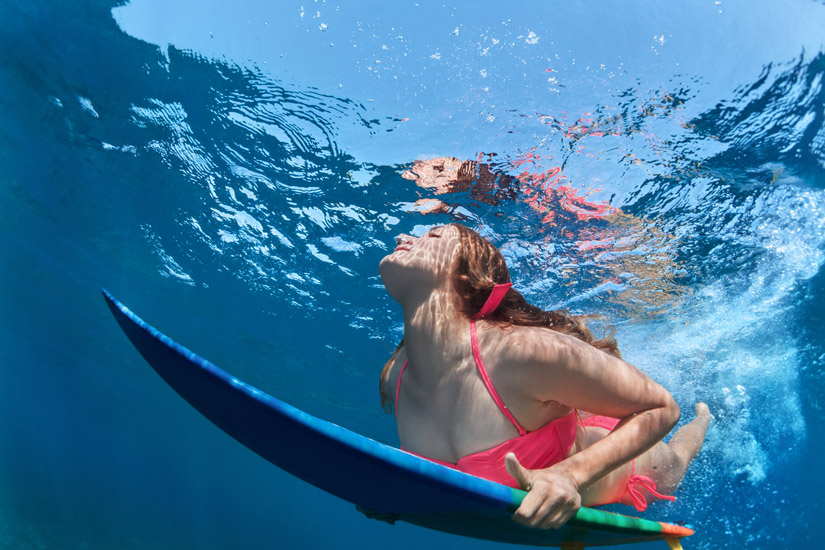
[379,225,461,303]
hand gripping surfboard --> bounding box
[103,290,693,548]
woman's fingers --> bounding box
[511,490,543,525]
[536,494,578,529]
[514,486,577,529]
[514,494,569,529]
[537,509,571,530]
[506,458,582,530]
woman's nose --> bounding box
[396,234,415,245]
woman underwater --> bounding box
[379,224,711,530]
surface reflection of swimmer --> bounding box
[402,156,519,215]
[379,224,710,529]
[402,156,610,223]
[404,156,684,319]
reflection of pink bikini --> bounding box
[395,283,674,512]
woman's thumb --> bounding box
[505,452,532,490]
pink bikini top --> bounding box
[394,282,578,488]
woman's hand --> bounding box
[505,452,581,529]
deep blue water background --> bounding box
[2,1,825,548]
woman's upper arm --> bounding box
[509,327,675,419]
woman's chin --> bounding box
[378,257,402,292]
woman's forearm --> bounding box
[558,398,680,490]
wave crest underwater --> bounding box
[1,0,824,548]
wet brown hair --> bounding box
[451,223,620,357]
[379,223,620,412]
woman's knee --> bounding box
[634,442,686,495]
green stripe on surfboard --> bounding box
[507,487,666,534]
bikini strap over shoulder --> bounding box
[469,282,526,435]
[470,320,527,435]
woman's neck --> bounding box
[400,289,467,372]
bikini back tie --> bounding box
[472,283,513,319]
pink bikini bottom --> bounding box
[407,413,674,512]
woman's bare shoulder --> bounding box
[497,324,610,385]
[501,324,572,364]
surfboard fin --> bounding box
[665,536,684,550]
[355,505,401,525]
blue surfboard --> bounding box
[103,290,693,548]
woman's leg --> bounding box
[633,403,711,495]
[579,403,711,507]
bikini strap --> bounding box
[394,359,408,420]
[472,282,513,319]
[624,461,677,511]
[470,320,528,436]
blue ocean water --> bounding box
[2,0,824,548]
